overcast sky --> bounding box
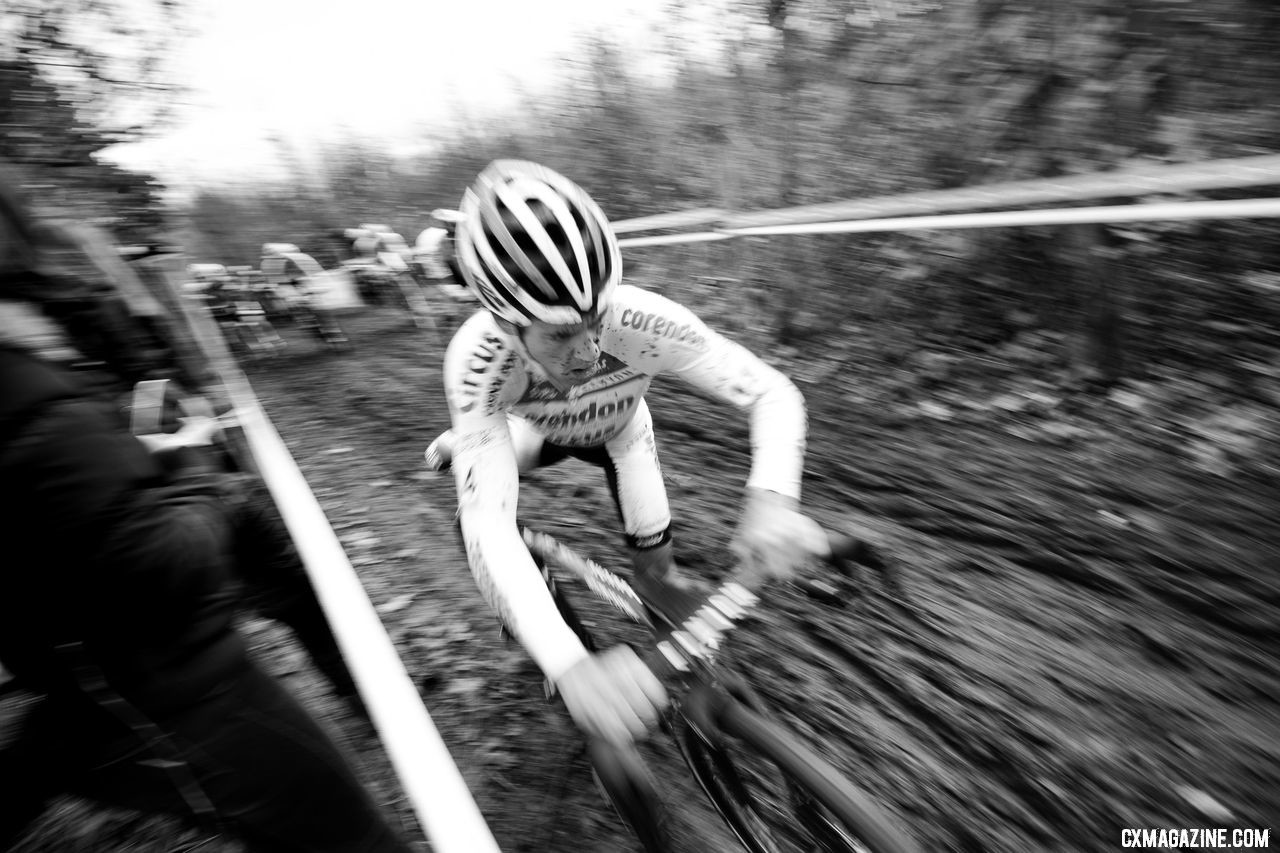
[104,0,677,185]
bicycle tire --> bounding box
[680,688,920,853]
[587,738,674,853]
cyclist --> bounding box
[414,209,464,277]
[413,209,472,302]
[425,160,828,748]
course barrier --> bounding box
[611,207,726,234]
[613,153,1280,245]
[617,197,1280,248]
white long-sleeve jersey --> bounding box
[442,284,806,682]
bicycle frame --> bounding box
[522,528,769,850]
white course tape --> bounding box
[723,197,1280,236]
[618,231,734,248]
[717,154,1280,230]
[617,197,1280,247]
[226,382,502,853]
[611,155,1280,240]
[611,207,726,234]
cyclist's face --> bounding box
[522,317,604,386]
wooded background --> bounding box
[6,5,1279,851]
[5,0,1280,385]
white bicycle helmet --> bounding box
[455,160,621,326]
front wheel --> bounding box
[679,687,920,853]
[587,739,673,853]
[539,574,672,851]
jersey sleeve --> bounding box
[611,286,807,500]
[442,317,590,682]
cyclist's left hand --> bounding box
[730,487,827,588]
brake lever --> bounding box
[824,531,883,575]
[822,530,904,599]
[722,532,865,609]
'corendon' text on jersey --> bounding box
[618,308,709,353]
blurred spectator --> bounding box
[1,176,353,704]
[0,194,182,395]
[0,172,411,852]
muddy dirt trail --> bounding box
[11,297,1275,853]
[233,302,1278,852]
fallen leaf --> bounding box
[918,400,954,420]
[1187,440,1233,476]
[1096,509,1130,528]
[377,593,415,614]
[445,677,487,697]
[991,393,1029,412]
[1041,422,1089,440]
[1175,785,1233,822]
[1108,389,1148,412]
[1025,391,1061,409]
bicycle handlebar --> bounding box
[521,527,872,680]
[521,528,918,853]
[645,580,759,678]
[643,529,873,678]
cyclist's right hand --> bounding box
[555,645,668,747]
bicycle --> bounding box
[285,298,352,353]
[206,296,285,361]
[521,527,922,853]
